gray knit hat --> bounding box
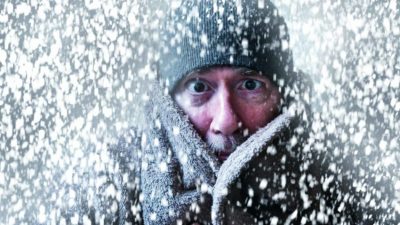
[156,0,294,92]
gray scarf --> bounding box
[139,82,296,225]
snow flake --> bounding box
[270,216,279,225]
[0,49,7,65]
[259,179,268,190]
[317,212,328,223]
[200,183,210,193]
[258,0,265,9]
[201,33,208,46]
[172,126,180,136]
[82,215,92,225]
[150,212,157,221]
[0,1,398,224]
[248,187,254,197]
[37,205,47,224]
[15,3,31,16]
[161,197,168,207]
[159,161,168,172]
[71,213,79,225]
[171,0,182,10]
[281,175,286,188]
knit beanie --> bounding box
[155,0,294,92]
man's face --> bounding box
[173,67,281,162]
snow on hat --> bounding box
[156,0,294,92]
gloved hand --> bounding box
[140,81,220,225]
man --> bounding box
[67,0,392,225]
[111,1,315,224]
[173,66,283,163]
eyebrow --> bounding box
[235,68,262,76]
[186,67,262,78]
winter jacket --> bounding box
[55,82,399,225]
[83,81,321,225]
[58,77,397,225]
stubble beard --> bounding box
[206,132,247,162]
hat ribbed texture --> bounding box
[157,0,293,91]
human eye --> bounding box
[186,79,211,94]
[238,79,264,91]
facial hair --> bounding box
[205,132,247,153]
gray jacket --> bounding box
[61,84,397,225]
[99,85,318,225]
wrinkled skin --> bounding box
[173,66,282,162]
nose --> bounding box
[210,86,239,135]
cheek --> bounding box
[236,100,280,133]
[182,106,211,138]
[175,94,213,139]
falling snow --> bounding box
[0,0,399,224]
